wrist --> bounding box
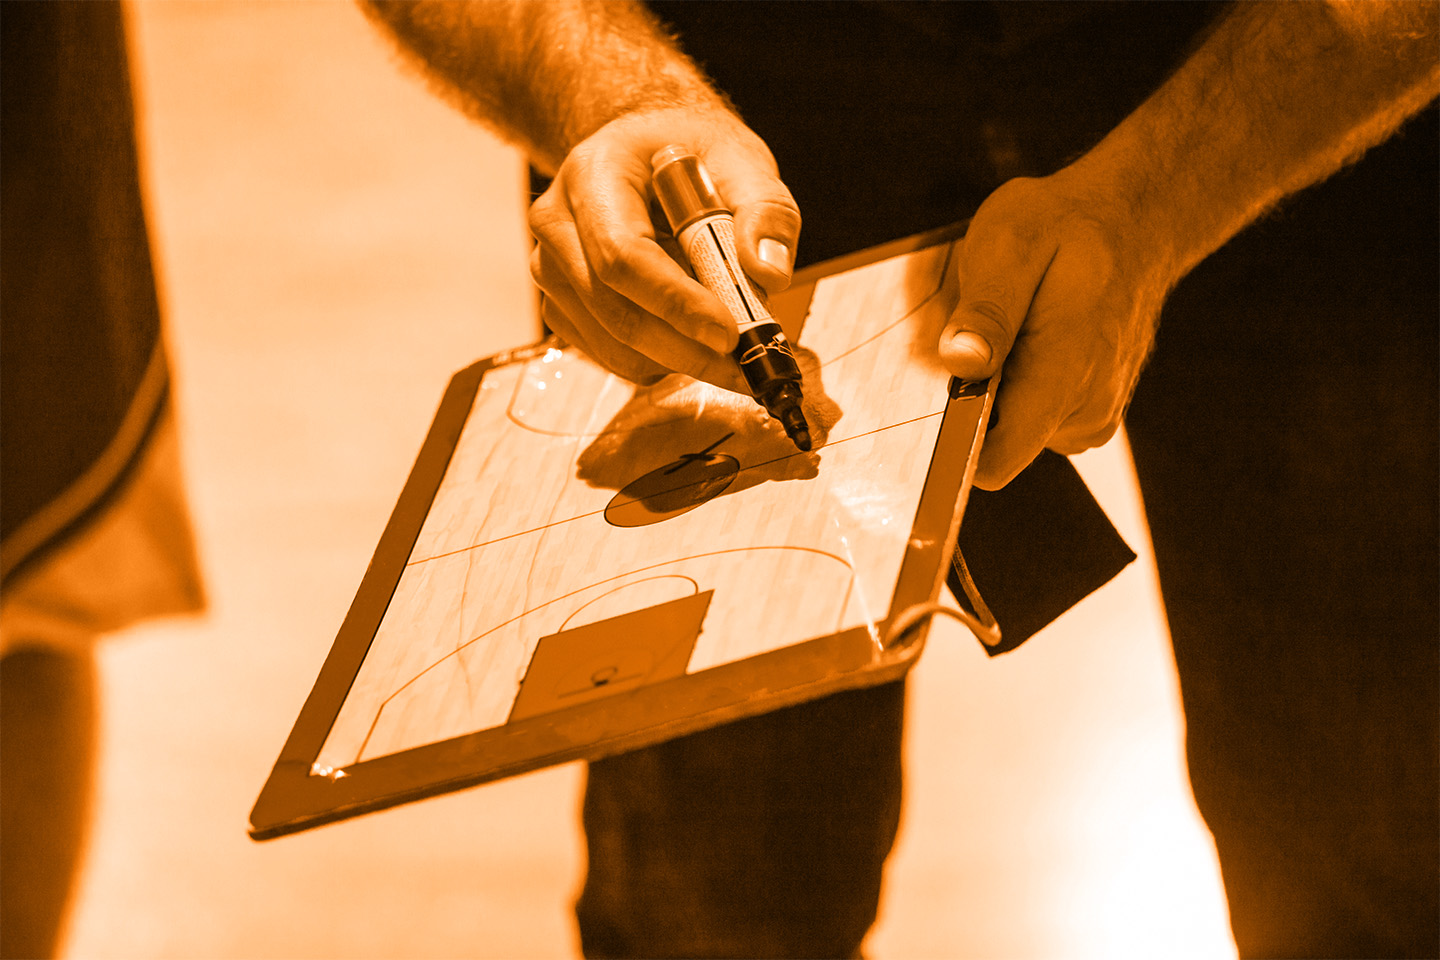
[551,71,731,170]
[555,101,767,199]
[1047,139,1187,301]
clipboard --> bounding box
[249,222,997,840]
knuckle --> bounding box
[602,356,649,384]
[1047,437,1088,456]
[540,299,573,341]
[751,195,802,236]
[959,294,1020,345]
[992,175,1043,200]
[1053,411,1121,454]
[605,348,666,385]
[978,454,1030,491]
[966,295,1013,328]
[526,194,563,239]
[565,327,663,385]
[1050,433,1101,456]
[673,350,711,383]
[602,301,645,343]
[655,287,697,327]
[591,238,639,288]
[976,179,1045,228]
[564,138,599,169]
[1083,417,1122,448]
[962,227,1046,292]
[969,213,1023,251]
[540,294,581,338]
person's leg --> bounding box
[0,648,98,960]
[576,680,905,959]
[1126,107,1439,957]
[0,405,202,958]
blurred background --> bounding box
[62,2,1235,956]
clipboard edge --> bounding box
[248,223,985,840]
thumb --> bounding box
[940,229,1055,380]
[727,174,802,296]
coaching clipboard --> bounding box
[249,222,997,840]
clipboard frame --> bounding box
[249,221,991,840]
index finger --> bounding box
[564,158,738,353]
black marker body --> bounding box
[736,323,810,451]
[652,145,812,451]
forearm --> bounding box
[1076,0,1439,281]
[360,0,726,173]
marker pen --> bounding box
[650,145,812,452]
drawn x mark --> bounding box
[663,432,735,475]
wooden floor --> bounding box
[62,3,1236,957]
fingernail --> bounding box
[946,330,992,366]
[697,322,732,354]
[757,238,793,275]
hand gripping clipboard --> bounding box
[249,222,998,840]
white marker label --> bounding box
[678,215,773,333]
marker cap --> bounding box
[652,145,729,234]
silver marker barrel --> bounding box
[651,145,811,452]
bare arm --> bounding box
[944,0,1440,488]
[360,1,722,174]
[1094,0,1440,280]
[362,1,801,389]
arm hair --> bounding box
[360,0,727,173]
[1079,0,1438,279]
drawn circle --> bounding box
[558,575,699,631]
[605,454,740,527]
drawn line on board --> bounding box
[349,545,857,764]
[502,357,639,437]
[817,240,956,369]
[556,575,700,634]
[498,239,955,438]
[403,410,944,567]
[664,432,734,474]
[329,241,959,767]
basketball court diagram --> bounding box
[311,237,973,773]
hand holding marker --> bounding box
[651,145,812,451]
